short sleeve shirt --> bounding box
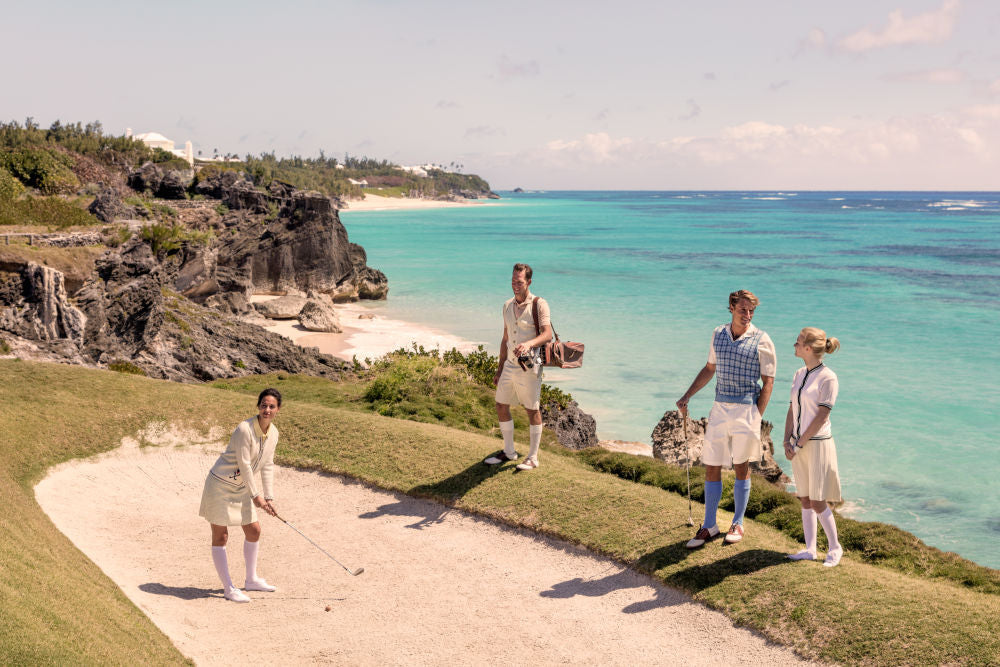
[789,364,839,440]
[707,323,776,377]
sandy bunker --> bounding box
[35,425,807,665]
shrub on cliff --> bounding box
[0,168,25,201]
[0,196,100,228]
[0,147,80,195]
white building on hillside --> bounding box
[126,128,194,166]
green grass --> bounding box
[0,195,101,229]
[3,358,1000,665]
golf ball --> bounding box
[325,605,332,612]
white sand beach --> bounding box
[254,297,481,363]
[341,193,494,212]
[34,429,809,666]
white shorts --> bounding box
[702,401,762,466]
[495,360,542,410]
[791,437,842,502]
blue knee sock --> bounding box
[703,480,723,529]
[733,478,752,525]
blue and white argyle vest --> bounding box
[713,326,763,404]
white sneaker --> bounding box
[224,587,251,603]
[824,546,843,568]
[787,550,818,561]
[245,578,276,592]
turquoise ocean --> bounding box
[341,191,1000,568]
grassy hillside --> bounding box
[2,359,999,665]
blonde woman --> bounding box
[783,328,843,567]
[199,388,281,602]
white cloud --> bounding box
[436,100,461,109]
[543,133,634,163]
[883,68,965,84]
[495,55,540,81]
[678,99,700,121]
[963,104,1000,120]
[838,0,960,52]
[465,125,506,138]
[990,79,1000,95]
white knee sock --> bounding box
[817,507,841,551]
[211,546,235,590]
[244,540,259,583]
[803,508,818,553]
[527,424,543,460]
[499,420,515,456]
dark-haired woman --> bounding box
[783,328,843,567]
[199,388,281,602]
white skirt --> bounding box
[198,473,257,526]
[790,437,842,503]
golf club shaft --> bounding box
[275,514,361,576]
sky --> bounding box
[2,0,999,190]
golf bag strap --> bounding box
[532,297,559,341]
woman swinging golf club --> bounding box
[783,328,844,567]
[199,388,282,602]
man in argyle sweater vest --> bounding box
[677,290,776,547]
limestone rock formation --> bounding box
[254,295,307,320]
[355,266,389,300]
[0,262,86,343]
[651,409,789,484]
[298,295,342,332]
[542,399,599,450]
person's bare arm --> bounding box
[676,363,716,416]
[757,375,774,415]
[783,404,795,460]
[493,328,509,386]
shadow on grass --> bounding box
[540,568,687,613]
[663,548,789,593]
[359,458,509,529]
[139,583,217,600]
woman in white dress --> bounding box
[199,388,281,602]
[783,328,844,567]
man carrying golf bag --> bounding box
[484,263,552,472]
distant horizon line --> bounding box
[492,188,1000,193]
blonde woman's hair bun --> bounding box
[825,337,840,354]
[801,327,840,356]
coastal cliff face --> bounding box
[651,409,789,484]
[0,166,385,381]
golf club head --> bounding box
[352,567,365,576]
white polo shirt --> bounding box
[789,363,839,441]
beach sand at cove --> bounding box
[341,193,494,212]
[34,427,808,666]
[253,298,481,363]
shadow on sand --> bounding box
[358,458,510,529]
[540,567,688,613]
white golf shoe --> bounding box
[224,587,251,603]
[245,578,277,592]
[823,547,844,568]
[787,550,818,561]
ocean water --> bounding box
[341,191,1000,568]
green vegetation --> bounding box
[0,118,154,170]
[0,146,80,195]
[0,337,10,354]
[0,167,25,201]
[0,195,101,229]
[2,359,996,665]
[139,221,213,257]
[108,360,147,376]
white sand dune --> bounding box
[35,428,808,665]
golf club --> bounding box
[682,410,694,526]
[274,513,365,576]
